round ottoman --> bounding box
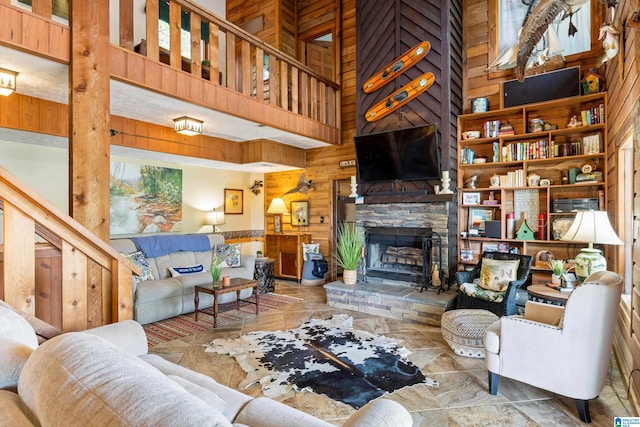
[441,309,498,358]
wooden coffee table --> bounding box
[194,278,259,327]
[527,284,571,306]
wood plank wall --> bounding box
[601,0,640,412]
[264,0,463,277]
[227,0,277,47]
[464,0,640,411]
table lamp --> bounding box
[560,210,623,281]
[204,209,225,232]
[267,198,288,233]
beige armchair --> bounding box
[484,271,623,423]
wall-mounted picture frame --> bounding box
[468,208,493,234]
[291,201,309,226]
[463,192,481,205]
[273,214,282,233]
[482,243,499,253]
[224,189,243,214]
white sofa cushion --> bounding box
[0,338,34,391]
[18,333,232,426]
[0,306,38,349]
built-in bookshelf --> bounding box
[456,92,607,281]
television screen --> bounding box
[354,124,440,182]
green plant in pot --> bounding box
[547,259,566,285]
[334,223,364,285]
[211,253,223,286]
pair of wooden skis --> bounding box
[363,41,434,122]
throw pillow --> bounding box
[169,264,205,277]
[302,243,320,261]
[478,258,520,292]
[214,243,241,268]
[123,251,155,282]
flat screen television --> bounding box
[354,124,440,183]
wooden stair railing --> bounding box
[0,166,140,332]
[122,0,340,129]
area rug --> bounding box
[143,293,301,347]
[205,314,437,408]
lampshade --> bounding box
[560,210,623,281]
[0,68,17,96]
[174,116,203,136]
[267,198,289,214]
[204,209,225,232]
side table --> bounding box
[254,258,275,294]
[527,284,571,306]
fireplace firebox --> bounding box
[364,227,439,287]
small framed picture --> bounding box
[273,214,282,233]
[463,192,481,205]
[468,208,493,234]
[290,201,309,226]
[482,243,499,253]
[224,189,243,214]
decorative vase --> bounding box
[574,248,606,282]
[551,274,561,285]
[211,262,222,286]
[342,269,357,285]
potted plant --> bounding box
[334,223,364,285]
[256,250,263,258]
[547,259,566,285]
[210,253,222,287]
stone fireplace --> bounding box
[325,199,457,326]
[356,201,454,285]
[364,227,433,286]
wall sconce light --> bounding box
[174,116,203,136]
[267,197,289,233]
[0,68,18,96]
[204,208,225,232]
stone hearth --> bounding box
[324,281,457,326]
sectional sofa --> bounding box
[110,234,256,325]
[0,300,413,426]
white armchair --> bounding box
[484,271,623,423]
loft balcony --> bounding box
[0,0,340,165]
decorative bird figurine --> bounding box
[514,0,589,81]
[249,180,263,195]
[282,173,314,196]
[595,24,619,68]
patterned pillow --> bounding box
[169,264,205,277]
[214,243,241,268]
[123,251,155,282]
[478,258,520,291]
[459,282,506,303]
[302,243,320,261]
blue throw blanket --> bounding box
[132,234,211,258]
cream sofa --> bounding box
[0,301,413,427]
[110,234,256,325]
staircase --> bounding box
[0,166,139,331]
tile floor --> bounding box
[149,281,633,426]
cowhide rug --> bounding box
[204,314,437,408]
